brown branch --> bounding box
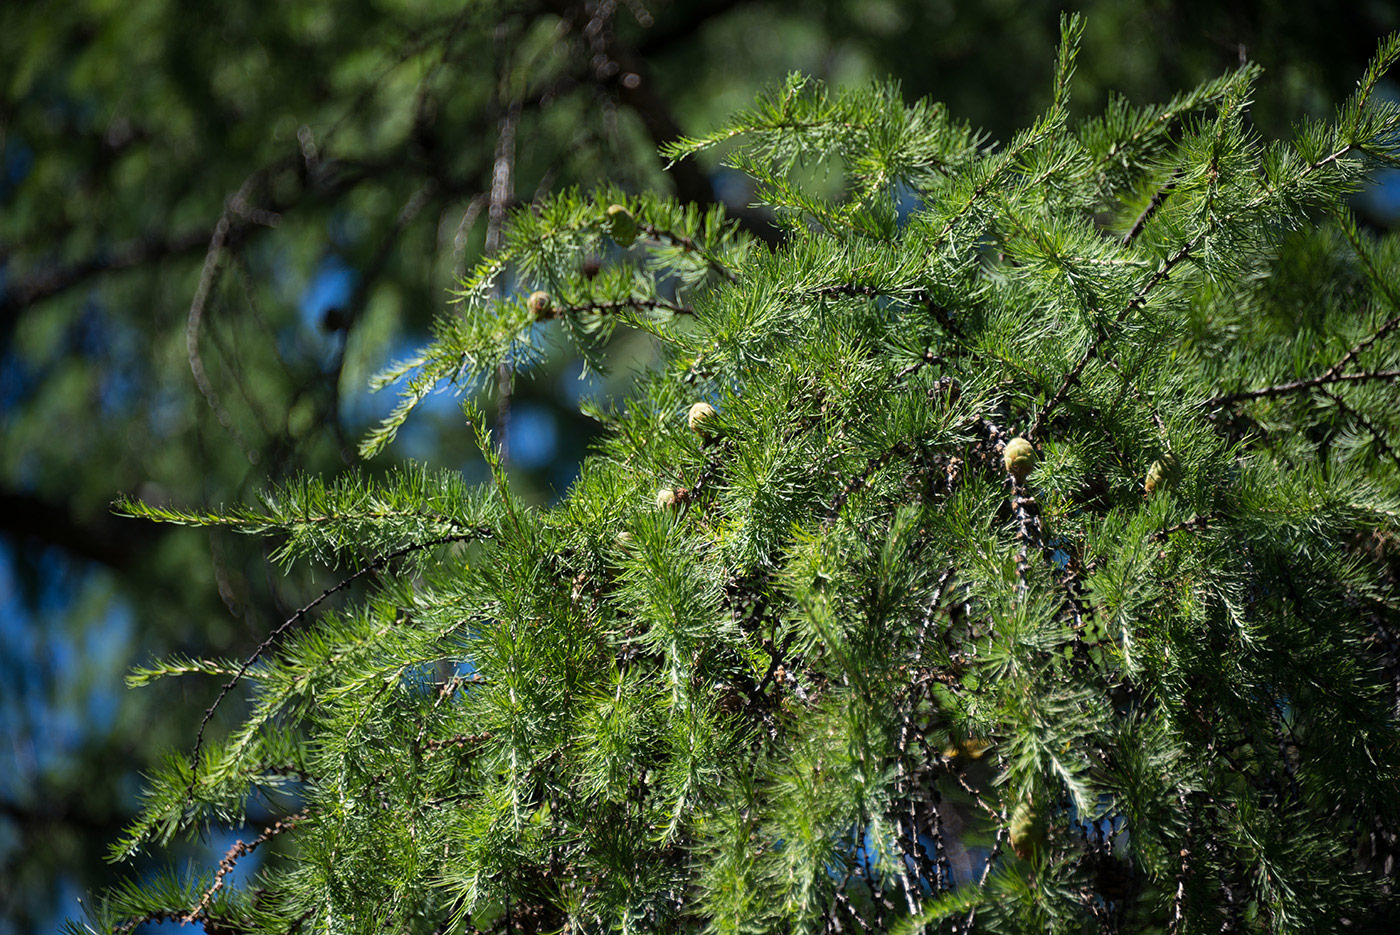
[1320,388,1400,469]
[414,672,489,745]
[422,731,494,753]
[538,296,695,319]
[1009,481,1046,595]
[1,152,388,347]
[1152,513,1216,542]
[486,66,521,460]
[184,810,308,923]
[1167,847,1191,933]
[804,285,963,342]
[958,826,1007,934]
[895,348,943,382]
[1204,368,1400,407]
[1122,167,1184,246]
[322,182,443,459]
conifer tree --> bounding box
[83,19,1400,934]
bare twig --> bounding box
[184,810,309,923]
[536,296,695,319]
[487,81,521,460]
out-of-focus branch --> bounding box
[0,490,159,571]
[633,0,757,58]
[0,228,213,342]
[548,0,780,245]
[0,155,390,350]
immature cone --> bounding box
[687,402,717,435]
[655,487,686,510]
[1003,437,1036,481]
[527,290,554,320]
[940,737,993,761]
[1009,800,1046,860]
[605,203,639,245]
[1144,452,1180,494]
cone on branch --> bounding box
[527,290,554,320]
[1003,436,1036,481]
[605,203,639,246]
[1144,452,1180,493]
[688,402,717,436]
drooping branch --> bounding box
[186,531,489,799]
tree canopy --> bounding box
[62,16,1400,934]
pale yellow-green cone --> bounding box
[1003,437,1036,481]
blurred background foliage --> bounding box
[2,0,1397,930]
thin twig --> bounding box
[1122,167,1184,246]
[1204,368,1400,407]
[825,441,913,521]
[639,220,737,282]
[1320,388,1400,469]
[1030,234,1200,440]
[959,827,1007,934]
[1323,315,1400,382]
[536,296,695,319]
[186,533,483,799]
[184,810,308,922]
